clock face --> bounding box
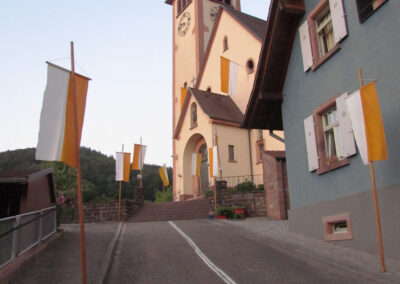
[178,12,191,37]
[210,6,219,22]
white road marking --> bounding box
[169,221,238,284]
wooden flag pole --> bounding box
[118,181,122,221]
[359,68,386,273]
[140,137,143,188]
[71,41,87,284]
[118,144,124,222]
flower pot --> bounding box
[234,209,245,215]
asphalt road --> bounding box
[105,220,384,284]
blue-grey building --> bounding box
[243,0,400,259]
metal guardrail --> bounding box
[0,206,56,269]
[217,174,264,189]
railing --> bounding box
[217,174,264,189]
[0,206,56,269]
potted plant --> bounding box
[233,205,246,219]
[216,206,234,219]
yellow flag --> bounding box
[36,63,90,168]
[181,87,187,110]
[208,147,213,178]
[220,57,229,93]
[159,166,169,187]
[132,144,147,170]
[346,81,387,164]
[361,82,387,162]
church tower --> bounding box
[166,0,241,198]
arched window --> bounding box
[223,36,229,52]
[191,102,198,128]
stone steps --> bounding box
[127,199,209,223]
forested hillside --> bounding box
[0,147,172,202]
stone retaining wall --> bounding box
[207,190,267,217]
[61,200,141,223]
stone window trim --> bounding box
[313,94,349,175]
[323,212,353,241]
[308,0,341,71]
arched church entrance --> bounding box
[183,134,209,199]
[197,144,209,195]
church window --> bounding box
[191,102,198,128]
[228,145,235,161]
[178,0,181,14]
[223,36,229,52]
[177,0,192,15]
[246,58,255,74]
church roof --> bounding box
[223,6,266,40]
[191,89,243,124]
[173,88,243,139]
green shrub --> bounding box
[205,190,214,198]
[256,184,265,191]
[154,186,173,202]
[236,180,256,192]
[82,188,99,203]
[216,206,234,218]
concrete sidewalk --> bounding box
[222,217,400,281]
[4,222,121,284]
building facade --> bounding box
[166,0,285,201]
[244,0,400,258]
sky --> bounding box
[0,0,271,167]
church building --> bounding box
[166,0,285,203]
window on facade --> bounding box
[322,108,342,159]
[256,139,264,163]
[315,7,335,58]
[299,0,347,72]
[191,102,197,128]
[206,87,212,92]
[356,0,387,23]
[304,93,356,174]
[223,36,229,52]
[228,145,235,161]
[246,59,255,74]
[323,213,353,241]
[177,0,192,15]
